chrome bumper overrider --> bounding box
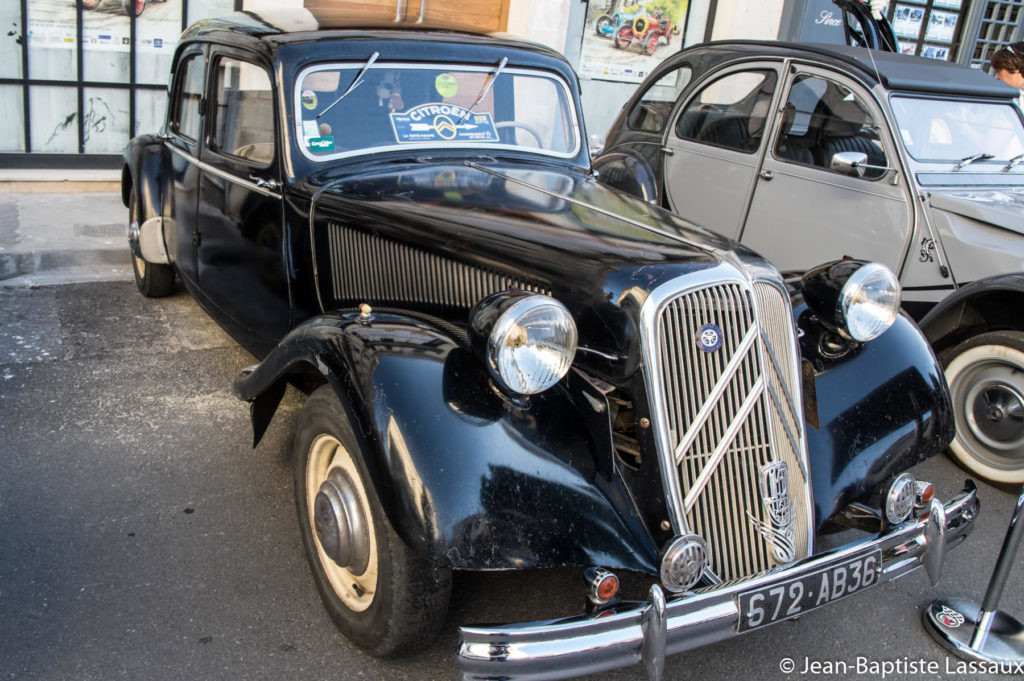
[458,483,979,681]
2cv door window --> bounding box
[674,70,777,153]
[626,64,693,133]
[210,57,274,165]
[773,74,888,180]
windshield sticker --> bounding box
[301,90,318,110]
[390,103,499,144]
[308,136,335,152]
[435,74,458,98]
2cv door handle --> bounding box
[760,169,774,180]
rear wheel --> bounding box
[82,0,102,9]
[595,14,613,35]
[942,331,1024,483]
[120,0,145,16]
[128,191,174,298]
[293,386,452,656]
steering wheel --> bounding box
[495,121,544,147]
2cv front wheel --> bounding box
[943,331,1024,484]
[293,386,452,656]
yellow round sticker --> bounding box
[301,90,317,110]
[435,74,458,99]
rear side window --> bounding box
[172,54,204,141]
[211,57,274,165]
[674,70,777,153]
[626,65,692,133]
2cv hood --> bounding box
[301,160,772,379]
[927,186,1024,235]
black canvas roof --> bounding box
[700,40,1020,100]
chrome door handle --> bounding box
[661,147,675,156]
[249,174,280,191]
[760,170,774,180]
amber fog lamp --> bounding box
[801,260,900,342]
[583,567,619,605]
[469,292,577,396]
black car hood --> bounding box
[928,186,1024,235]
[305,160,750,281]
[301,160,769,380]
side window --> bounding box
[171,54,204,141]
[773,74,888,179]
[211,56,274,165]
[627,65,693,133]
[674,70,777,153]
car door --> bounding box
[164,44,206,285]
[738,66,914,274]
[196,48,290,351]
[662,63,784,241]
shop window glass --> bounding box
[83,87,130,153]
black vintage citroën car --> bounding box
[121,9,978,681]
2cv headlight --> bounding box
[470,292,577,395]
[802,260,900,342]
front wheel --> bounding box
[293,386,452,656]
[644,32,659,55]
[613,26,632,49]
[942,331,1024,483]
[121,0,145,16]
[128,191,174,298]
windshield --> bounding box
[294,62,580,161]
[890,96,1024,164]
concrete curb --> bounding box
[0,248,131,282]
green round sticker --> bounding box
[435,74,458,98]
[301,90,317,110]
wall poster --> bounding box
[578,0,689,84]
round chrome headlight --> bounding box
[839,263,900,341]
[472,293,577,395]
[802,260,900,342]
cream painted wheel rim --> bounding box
[306,434,379,612]
[946,343,1024,483]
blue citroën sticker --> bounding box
[390,103,499,144]
[698,323,724,353]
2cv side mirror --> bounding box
[830,151,892,179]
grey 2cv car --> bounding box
[597,41,1024,484]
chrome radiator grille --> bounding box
[327,222,549,307]
[646,272,810,583]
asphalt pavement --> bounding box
[1,183,1023,681]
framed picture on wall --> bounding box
[925,10,958,42]
[921,44,951,60]
[893,4,926,38]
[933,0,962,8]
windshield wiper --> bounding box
[318,52,380,119]
[953,152,995,171]
[457,57,508,123]
[1002,152,1024,172]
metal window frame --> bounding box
[959,0,1024,68]
[0,0,242,168]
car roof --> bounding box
[179,9,563,62]
[687,40,1020,100]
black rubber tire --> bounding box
[941,330,1024,484]
[595,14,613,36]
[129,191,175,298]
[613,26,630,49]
[293,386,452,657]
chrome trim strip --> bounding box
[457,486,979,681]
[165,143,280,198]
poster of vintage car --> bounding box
[579,0,688,84]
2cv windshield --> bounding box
[294,61,580,160]
[890,95,1024,164]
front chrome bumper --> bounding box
[458,483,979,681]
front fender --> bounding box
[918,273,1024,356]
[798,305,954,530]
[123,135,173,264]
[233,311,659,573]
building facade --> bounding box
[1,0,1019,167]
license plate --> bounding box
[736,549,882,632]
